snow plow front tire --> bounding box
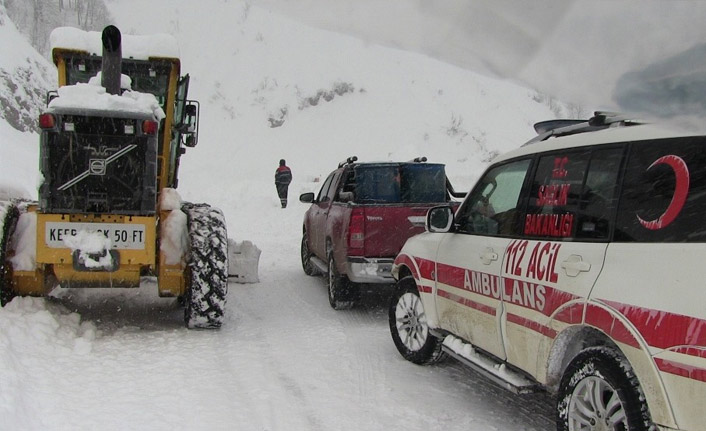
[182,203,228,329]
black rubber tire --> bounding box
[300,230,317,276]
[327,249,356,310]
[389,276,445,365]
[0,202,19,306]
[556,347,655,431]
[182,203,228,329]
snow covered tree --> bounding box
[5,0,112,55]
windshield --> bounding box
[63,55,171,109]
[353,163,446,203]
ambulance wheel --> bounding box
[557,347,654,431]
[389,276,445,365]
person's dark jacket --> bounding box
[275,166,292,185]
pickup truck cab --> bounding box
[300,156,463,309]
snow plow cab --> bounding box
[0,25,228,328]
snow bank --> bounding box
[0,297,96,421]
[158,188,189,265]
[159,188,183,211]
[160,211,188,265]
[9,211,36,271]
[0,121,39,200]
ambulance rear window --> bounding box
[615,137,706,242]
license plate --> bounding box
[45,222,146,250]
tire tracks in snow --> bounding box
[229,277,329,431]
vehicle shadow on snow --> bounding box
[353,283,396,312]
[434,359,557,428]
[46,277,185,334]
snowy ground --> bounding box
[0,201,556,431]
[0,1,639,430]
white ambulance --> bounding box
[390,113,706,431]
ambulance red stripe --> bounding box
[585,304,641,349]
[393,254,420,281]
[655,358,706,383]
[415,256,435,281]
[506,313,557,338]
[437,289,497,316]
[602,300,706,350]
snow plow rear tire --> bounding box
[182,202,228,329]
[0,202,20,306]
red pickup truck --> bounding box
[299,156,463,309]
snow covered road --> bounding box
[2,197,556,430]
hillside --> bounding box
[103,1,570,228]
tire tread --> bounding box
[182,202,228,329]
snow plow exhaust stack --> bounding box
[101,25,122,95]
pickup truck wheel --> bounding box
[557,347,654,431]
[389,276,445,365]
[327,252,355,310]
[301,231,317,276]
[182,203,228,329]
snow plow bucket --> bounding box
[227,239,261,283]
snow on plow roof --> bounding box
[48,74,166,120]
[50,26,180,60]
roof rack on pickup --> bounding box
[523,111,644,146]
[338,156,358,168]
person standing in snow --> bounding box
[275,159,293,208]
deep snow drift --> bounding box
[0,1,581,429]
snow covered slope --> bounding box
[0,4,53,198]
[0,4,54,133]
[105,0,565,227]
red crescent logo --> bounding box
[637,155,690,230]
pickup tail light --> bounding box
[348,208,365,255]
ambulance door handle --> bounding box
[480,248,498,265]
[561,255,591,277]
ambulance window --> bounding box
[455,158,531,236]
[575,147,624,240]
[523,150,590,239]
[615,137,706,242]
